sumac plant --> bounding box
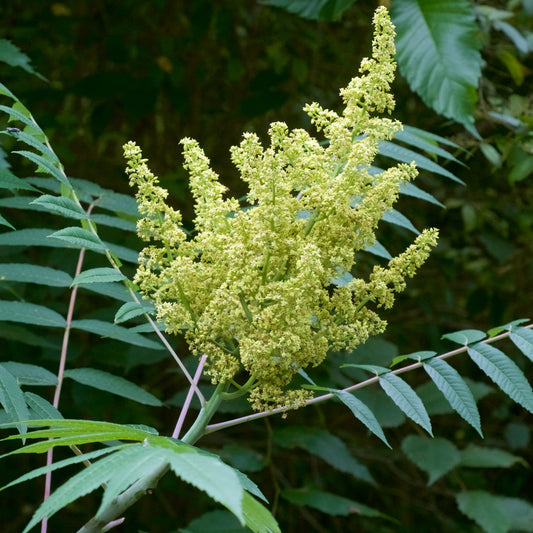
[0,8,532,533]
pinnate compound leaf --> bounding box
[334,390,390,448]
[49,227,105,252]
[21,444,155,533]
[30,195,87,220]
[71,267,126,286]
[1,445,126,492]
[13,150,69,186]
[0,166,39,192]
[0,301,66,328]
[379,373,432,435]
[456,491,510,533]
[459,444,527,468]
[11,131,60,165]
[0,263,72,287]
[510,327,533,363]
[70,319,163,350]
[423,358,482,436]
[281,488,388,518]
[0,365,30,436]
[64,367,163,406]
[0,104,45,135]
[148,439,244,524]
[401,435,460,485]
[274,426,375,484]
[467,342,533,414]
[392,0,482,133]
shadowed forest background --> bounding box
[1,1,533,532]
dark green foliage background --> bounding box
[1,1,532,532]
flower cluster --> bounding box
[125,7,438,411]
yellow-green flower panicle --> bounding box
[124,7,439,412]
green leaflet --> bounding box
[114,301,155,324]
[334,390,391,448]
[0,39,46,80]
[64,367,163,406]
[12,149,69,186]
[30,194,87,220]
[0,166,39,191]
[392,0,482,134]
[0,212,14,229]
[0,362,58,386]
[71,267,126,286]
[49,226,105,252]
[467,342,533,414]
[70,319,163,350]
[510,327,533,363]
[0,365,29,436]
[379,373,433,435]
[0,104,45,135]
[273,425,375,485]
[260,0,354,21]
[423,358,482,437]
[21,444,156,533]
[459,444,527,469]
[10,130,60,165]
[378,140,464,183]
[23,392,63,419]
[399,182,444,208]
[442,329,486,345]
[90,213,137,232]
[456,491,511,533]
[364,240,391,260]
[0,263,73,287]
[281,488,389,519]
[401,435,460,485]
[0,300,66,328]
[1,445,127,493]
[381,208,418,234]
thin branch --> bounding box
[204,325,531,434]
[172,354,207,438]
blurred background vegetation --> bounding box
[1,1,533,531]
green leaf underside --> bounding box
[30,195,87,219]
[281,488,387,518]
[392,0,482,132]
[334,390,390,448]
[71,267,126,286]
[456,491,511,533]
[0,365,30,436]
[378,140,463,183]
[467,342,533,414]
[381,209,418,234]
[64,368,163,406]
[23,392,63,419]
[510,327,533,363]
[49,227,105,252]
[0,263,72,287]
[423,358,482,436]
[442,329,486,345]
[70,319,163,350]
[0,300,66,328]
[274,426,375,484]
[379,373,433,435]
[12,150,69,186]
[0,362,58,386]
[114,301,155,324]
[401,435,460,485]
